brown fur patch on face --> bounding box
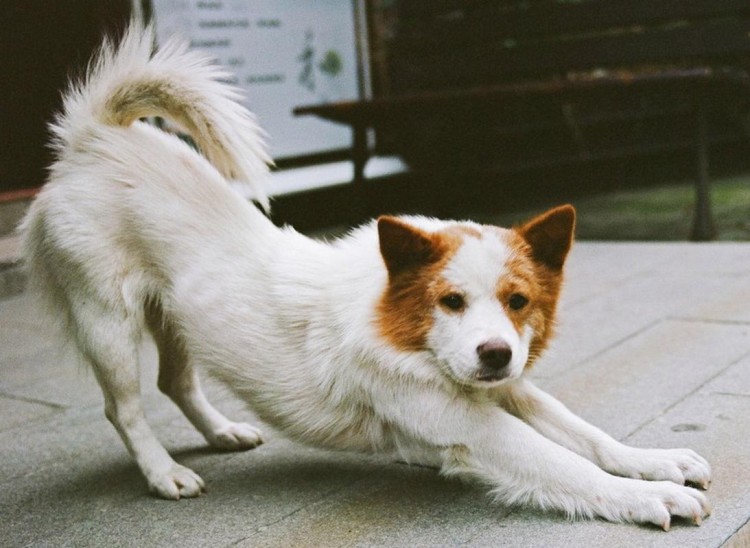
[502,229,567,369]
[377,225,463,351]
[510,205,575,368]
[494,238,539,333]
[377,212,571,359]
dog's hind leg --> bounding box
[145,301,264,452]
[71,297,205,499]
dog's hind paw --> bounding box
[148,463,206,500]
[207,422,264,451]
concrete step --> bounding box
[0,195,29,239]
[0,195,29,299]
[0,234,24,300]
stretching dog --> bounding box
[22,24,711,529]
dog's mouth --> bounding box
[434,355,513,387]
[474,369,511,384]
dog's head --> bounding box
[376,205,575,387]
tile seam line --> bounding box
[667,316,750,327]
[563,267,659,309]
[720,515,750,547]
[711,391,750,398]
[623,347,750,442]
[0,390,67,410]
[224,465,391,547]
[560,315,749,379]
[560,317,665,375]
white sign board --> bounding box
[151,0,360,160]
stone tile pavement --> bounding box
[1,242,749,547]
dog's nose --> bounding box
[477,339,512,371]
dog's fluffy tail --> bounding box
[51,21,271,210]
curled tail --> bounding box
[51,21,271,210]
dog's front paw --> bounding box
[207,422,264,451]
[604,446,711,489]
[147,463,206,500]
[602,478,711,530]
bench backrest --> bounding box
[370,0,750,95]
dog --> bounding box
[21,23,711,529]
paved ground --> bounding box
[2,241,749,547]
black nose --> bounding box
[477,339,512,370]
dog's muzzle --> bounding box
[475,339,512,382]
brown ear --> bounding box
[378,216,445,275]
[516,205,576,270]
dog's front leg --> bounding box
[382,393,709,528]
[497,379,711,489]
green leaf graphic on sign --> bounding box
[319,50,342,78]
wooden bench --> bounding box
[294,0,750,241]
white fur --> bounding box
[429,232,529,384]
[21,22,711,528]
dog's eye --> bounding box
[508,293,529,311]
[440,293,466,312]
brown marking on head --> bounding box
[494,243,539,333]
[516,205,575,271]
[378,217,449,276]
[508,205,576,368]
[376,217,463,351]
[443,224,482,240]
[376,207,575,363]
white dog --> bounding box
[22,23,711,529]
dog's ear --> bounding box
[378,216,446,276]
[516,205,576,271]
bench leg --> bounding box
[690,104,716,242]
[346,122,371,224]
[352,123,368,185]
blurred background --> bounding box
[2,0,750,242]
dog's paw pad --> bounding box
[209,422,263,451]
[148,463,205,500]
